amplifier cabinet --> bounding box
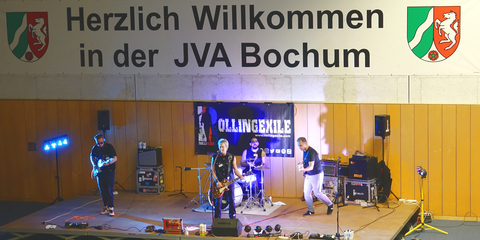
[138,148,162,167]
[344,178,377,206]
[348,156,377,179]
[136,166,164,194]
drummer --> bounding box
[241,138,266,199]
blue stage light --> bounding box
[44,134,68,151]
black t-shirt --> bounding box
[90,142,117,172]
[245,148,264,173]
[212,153,235,182]
[302,146,322,176]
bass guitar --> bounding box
[212,172,252,199]
[93,158,112,178]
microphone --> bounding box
[184,167,191,171]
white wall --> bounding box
[1,73,478,104]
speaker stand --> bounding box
[382,136,399,207]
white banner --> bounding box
[0,0,478,75]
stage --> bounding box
[0,191,418,240]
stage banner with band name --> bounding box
[194,102,294,157]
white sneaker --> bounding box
[100,206,109,215]
[108,207,115,217]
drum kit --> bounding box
[184,157,273,212]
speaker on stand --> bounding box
[374,115,398,206]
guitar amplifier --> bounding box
[321,160,349,177]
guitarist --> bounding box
[211,138,243,219]
[90,134,117,217]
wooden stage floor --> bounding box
[0,191,418,240]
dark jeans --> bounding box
[214,187,236,219]
[97,170,115,208]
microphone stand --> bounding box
[335,156,342,240]
[169,166,188,198]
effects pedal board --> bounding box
[309,233,336,239]
[65,222,89,229]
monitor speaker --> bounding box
[375,115,390,138]
[212,218,242,237]
[97,110,110,131]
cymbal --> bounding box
[254,166,270,171]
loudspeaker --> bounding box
[212,218,242,237]
[138,148,162,167]
[375,115,390,138]
[349,156,377,180]
[97,110,110,131]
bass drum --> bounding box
[208,183,243,210]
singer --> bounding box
[297,137,334,216]
[211,138,244,219]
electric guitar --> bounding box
[212,172,252,199]
[93,157,112,178]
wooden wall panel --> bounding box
[171,102,186,192]
[159,102,174,191]
[442,106,457,216]
[320,104,334,158]
[346,104,361,159]
[333,104,347,159]
[470,105,480,216]
[456,105,471,216]
[68,101,85,196]
[428,105,443,215]
[24,101,39,201]
[57,101,73,199]
[386,105,401,197]
[124,102,139,190]
[1,99,479,217]
[400,105,415,200]
[359,105,374,156]
[79,101,96,191]
[112,102,128,191]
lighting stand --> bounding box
[169,166,188,198]
[51,148,64,205]
[404,176,448,236]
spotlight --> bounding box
[44,144,50,151]
[58,140,63,146]
[254,226,262,234]
[416,166,427,178]
[51,143,56,149]
[265,225,273,233]
[274,224,282,232]
[244,225,251,233]
[63,139,68,145]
